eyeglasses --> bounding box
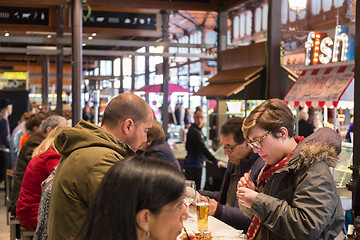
[221,143,240,152]
[247,131,271,149]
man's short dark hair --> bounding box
[220,117,245,144]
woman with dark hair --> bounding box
[138,120,181,171]
[77,155,188,240]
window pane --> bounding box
[312,0,321,15]
[113,58,121,77]
[323,0,332,12]
[281,0,288,24]
[262,5,268,31]
[240,14,245,37]
[233,16,240,39]
[334,0,344,8]
[255,8,261,32]
[289,9,296,22]
[246,11,252,36]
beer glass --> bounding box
[196,196,209,231]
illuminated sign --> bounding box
[305,25,353,65]
[0,71,28,90]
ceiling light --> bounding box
[92,33,97,37]
[88,36,93,40]
[82,43,87,46]
[47,35,52,38]
[4,32,9,37]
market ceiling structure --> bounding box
[0,0,249,64]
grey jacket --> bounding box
[245,127,344,240]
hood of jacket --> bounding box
[54,120,134,159]
[288,127,342,172]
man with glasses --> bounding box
[199,117,264,230]
[184,109,221,189]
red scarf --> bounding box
[246,136,304,240]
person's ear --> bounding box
[122,119,134,135]
[136,209,151,233]
[279,127,289,140]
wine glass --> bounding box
[184,180,196,221]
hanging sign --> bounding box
[0,72,28,90]
[305,25,354,65]
[0,6,49,25]
[83,11,157,30]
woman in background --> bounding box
[139,120,181,171]
[16,126,67,229]
[77,156,188,240]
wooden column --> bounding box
[131,56,135,91]
[267,0,281,99]
[71,0,82,126]
[161,10,170,137]
[41,55,49,108]
[119,56,124,94]
[145,46,150,104]
[56,5,65,114]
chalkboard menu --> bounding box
[83,11,157,30]
[0,7,49,25]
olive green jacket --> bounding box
[47,120,135,240]
[243,127,345,240]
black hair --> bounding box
[77,155,185,240]
[220,117,245,144]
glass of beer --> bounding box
[196,196,209,231]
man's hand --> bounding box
[237,173,255,190]
[208,198,218,216]
[217,161,226,168]
[237,187,258,208]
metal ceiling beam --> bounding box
[0,47,216,59]
[0,36,215,49]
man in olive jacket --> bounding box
[47,93,153,240]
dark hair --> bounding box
[194,109,202,116]
[242,98,295,139]
[25,113,46,132]
[220,117,245,144]
[147,120,166,142]
[102,93,151,129]
[77,156,185,240]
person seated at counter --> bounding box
[184,109,221,189]
[137,119,181,171]
[237,99,344,240]
[199,117,264,231]
[76,155,188,240]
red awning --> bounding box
[284,64,354,108]
[131,83,193,94]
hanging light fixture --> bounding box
[288,0,307,15]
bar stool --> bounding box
[6,169,15,225]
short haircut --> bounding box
[242,98,295,139]
[41,115,68,134]
[147,120,166,142]
[102,93,150,128]
[220,117,245,144]
[77,155,185,240]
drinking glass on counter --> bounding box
[184,180,196,222]
[196,196,209,231]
